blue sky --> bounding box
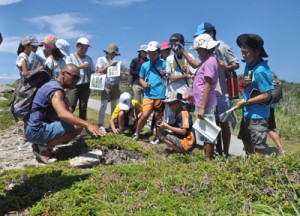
[0,0,299,84]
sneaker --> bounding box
[279,150,286,156]
[81,128,88,136]
[99,125,107,133]
[32,144,57,164]
[18,139,32,151]
[150,137,160,145]
[132,133,139,140]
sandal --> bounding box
[32,144,57,164]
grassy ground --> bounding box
[0,82,299,215]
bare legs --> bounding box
[268,129,283,154]
[216,121,231,157]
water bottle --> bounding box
[227,70,239,99]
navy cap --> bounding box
[169,33,185,46]
[236,34,268,58]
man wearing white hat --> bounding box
[65,37,95,136]
[132,41,166,141]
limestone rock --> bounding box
[69,150,103,168]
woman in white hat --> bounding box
[190,33,220,160]
[44,39,70,78]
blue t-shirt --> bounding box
[242,60,274,119]
[139,58,166,99]
[26,80,64,130]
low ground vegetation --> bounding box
[0,80,299,215]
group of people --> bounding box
[14,21,283,163]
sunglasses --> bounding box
[64,71,80,82]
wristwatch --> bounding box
[245,99,250,106]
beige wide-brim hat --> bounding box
[190,33,220,50]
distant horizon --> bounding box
[0,79,17,85]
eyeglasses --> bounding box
[64,71,80,82]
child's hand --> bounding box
[113,128,120,134]
[160,121,168,129]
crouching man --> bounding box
[25,63,105,164]
[110,92,142,134]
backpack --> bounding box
[10,70,51,121]
[270,71,283,104]
[249,70,283,106]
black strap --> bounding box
[174,56,189,86]
[144,61,162,82]
[150,62,163,78]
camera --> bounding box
[169,40,183,52]
[173,41,182,51]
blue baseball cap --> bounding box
[194,22,215,38]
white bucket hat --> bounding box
[190,33,220,50]
[56,39,70,56]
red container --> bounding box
[227,70,239,99]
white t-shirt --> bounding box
[96,56,120,86]
[166,53,196,92]
[16,52,30,76]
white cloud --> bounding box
[0,36,22,54]
[92,0,145,6]
[26,13,92,40]
[0,0,22,6]
[0,13,91,54]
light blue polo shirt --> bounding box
[139,58,166,99]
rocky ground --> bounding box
[0,123,41,170]
[0,122,143,171]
